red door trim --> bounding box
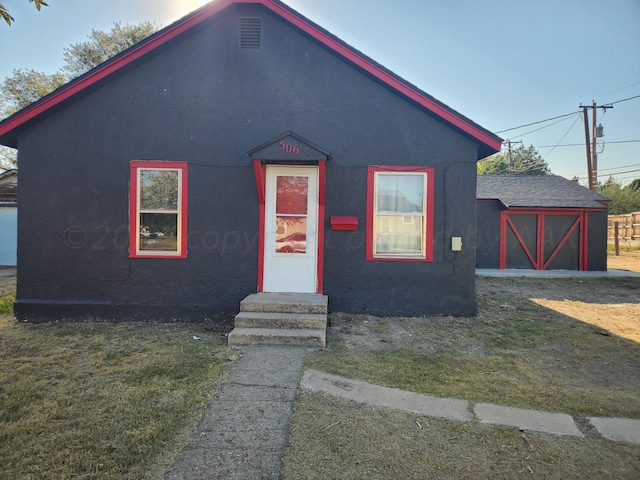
[500,210,587,271]
[316,160,326,294]
[253,159,267,292]
[253,160,324,293]
[499,210,507,269]
[504,214,538,269]
[542,215,582,270]
[581,213,589,271]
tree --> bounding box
[627,178,640,192]
[1,0,48,26]
[0,21,158,168]
[1,69,65,116]
[597,177,640,214]
[0,69,65,169]
[0,147,16,170]
[62,22,158,79]
[478,144,551,176]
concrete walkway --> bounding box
[166,346,309,479]
[477,268,640,278]
[301,369,640,444]
[166,347,640,480]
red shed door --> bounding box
[263,165,318,293]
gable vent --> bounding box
[241,18,261,49]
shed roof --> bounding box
[477,175,610,210]
[0,0,501,158]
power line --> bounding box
[610,94,640,105]
[495,112,576,134]
[495,93,640,135]
[541,114,581,159]
[568,164,640,182]
[573,168,640,182]
[535,139,640,148]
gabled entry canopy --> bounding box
[248,131,330,162]
[0,0,501,158]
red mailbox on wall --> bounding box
[330,216,358,231]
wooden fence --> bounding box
[608,212,640,245]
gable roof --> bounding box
[477,175,610,210]
[0,0,502,158]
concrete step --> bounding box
[240,293,328,315]
[234,311,327,330]
[227,328,326,347]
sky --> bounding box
[1,0,639,185]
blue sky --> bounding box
[1,0,639,184]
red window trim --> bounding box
[366,166,434,262]
[129,160,188,259]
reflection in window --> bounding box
[275,175,308,254]
[374,172,426,257]
[276,217,307,253]
[130,161,187,258]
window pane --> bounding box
[140,170,179,210]
[375,215,423,255]
[377,175,423,214]
[276,176,308,215]
[275,216,306,254]
[139,213,178,251]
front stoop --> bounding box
[228,293,328,347]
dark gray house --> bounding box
[476,175,609,271]
[0,0,501,322]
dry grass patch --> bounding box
[304,277,640,418]
[282,392,640,480]
[0,310,238,479]
[285,276,640,479]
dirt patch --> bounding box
[608,252,640,272]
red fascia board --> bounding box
[0,0,501,154]
[264,0,502,154]
[0,0,239,143]
[506,207,604,213]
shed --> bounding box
[0,169,17,266]
[476,175,609,271]
[0,0,501,323]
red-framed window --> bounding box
[129,160,188,259]
[366,166,434,262]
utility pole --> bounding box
[580,101,613,190]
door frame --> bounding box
[499,209,589,271]
[253,159,326,293]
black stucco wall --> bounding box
[475,201,501,269]
[14,5,481,321]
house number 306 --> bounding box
[279,141,300,155]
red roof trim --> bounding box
[0,0,501,154]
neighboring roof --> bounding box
[0,169,17,206]
[0,169,17,182]
[477,175,610,210]
[0,0,501,158]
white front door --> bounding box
[263,165,318,293]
